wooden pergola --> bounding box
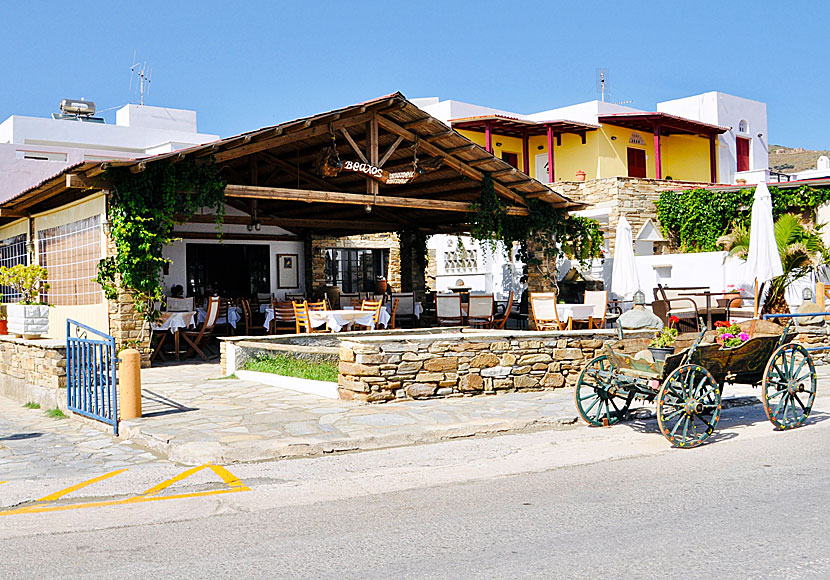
[0,93,583,235]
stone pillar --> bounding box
[524,236,557,331]
[104,235,152,367]
[399,230,428,302]
[303,234,315,294]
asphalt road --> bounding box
[2,397,829,579]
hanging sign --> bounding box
[341,160,420,185]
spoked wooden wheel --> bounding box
[763,343,816,430]
[657,364,722,448]
[575,355,630,427]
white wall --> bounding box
[658,91,768,184]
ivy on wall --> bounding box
[655,185,830,252]
[469,175,604,274]
[95,159,226,323]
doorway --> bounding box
[186,244,270,298]
[627,148,647,178]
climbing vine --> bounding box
[469,175,604,277]
[95,159,226,323]
[655,185,830,252]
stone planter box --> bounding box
[6,303,50,339]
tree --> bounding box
[719,213,829,314]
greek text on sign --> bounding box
[341,160,419,185]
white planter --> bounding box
[6,303,50,338]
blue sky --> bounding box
[2,1,827,148]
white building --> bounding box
[0,102,219,202]
[657,91,769,185]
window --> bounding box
[444,248,479,274]
[738,120,748,134]
[737,137,750,172]
[325,248,388,293]
[501,152,519,168]
[186,243,270,298]
[37,215,102,306]
[627,148,647,178]
[629,133,645,146]
[0,234,28,302]
[16,150,68,162]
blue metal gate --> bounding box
[66,319,119,434]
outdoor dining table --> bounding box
[557,304,596,326]
[677,291,731,329]
[150,310,197,361]
[262,306,391,332]
[196,305,241,329]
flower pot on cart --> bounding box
[648,346,675,362]
[6,304,49,339]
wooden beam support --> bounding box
[341,126,369,164]
[0,208,29,218]
[378,135,404,167]
[403,117,434,130]
[260,152,338,191]
[182,213,396,231]
[489,167,518,178]
[374,116,527,206]
[224,184,529,215]
[175,231,300,242]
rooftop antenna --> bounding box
[596,68,609,102]
[129,52,152,106]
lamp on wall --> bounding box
[101,218,111,236]
[246,220,261,231]
[495,142,502,147]
[537,145,544,150]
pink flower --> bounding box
[721,333,735,339]
[739,333,750,341]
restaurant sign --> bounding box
[341,160,419,185]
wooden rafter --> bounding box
[340,126,369,164]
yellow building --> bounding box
[449,112,727,184]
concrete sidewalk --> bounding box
[119,362,788,465]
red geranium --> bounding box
[668,315,680,327]
[714,320,730,328]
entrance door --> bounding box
[737,137,750,172]
[186,244,270,298]
[627,148,647,178]
[501,152,519,168]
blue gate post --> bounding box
[66,319,119,435]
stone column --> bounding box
[104,235,152,367]
[398,230,428,302]
[523,236,557,331]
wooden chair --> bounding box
[355,299,383,330]
[293,300,332,334]
[467,295,495,328]
[391,292,417,328]
[307,300,328,311]
[339,292,359,309]
[285,293,305,302]
[388,298,400,329]
[492,291,514,330]
[270,300,296,334]
[239,298,253,335]
[181,296,220,361]
[530,292,568,331]
[436,294,463,326]
[582,290,608,329]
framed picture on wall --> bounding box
[277,253,299,289]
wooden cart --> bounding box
[574,320,818,447]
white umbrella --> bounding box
[745,181,783,317]
[611,216,640,301]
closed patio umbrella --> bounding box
[611,216,640,301]
[745,181,783,317]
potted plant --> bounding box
[714,320,751,349]
[575,170,586,182]
[719,284,742,308]
[0,264,51,339]
[374,275,388,295]
[648,316,679,361]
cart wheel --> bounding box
[763,343,816,430]
[575,355,629,427]
[657,364,721,448]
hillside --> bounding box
[769,144,830,174]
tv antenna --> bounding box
[129,52,152,106]
[596,68,609,102]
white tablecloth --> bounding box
[151,311,196,334]
[197,306,241,329]
[264,307,391,332]
[557,304,596,321]
[386,301,423,319]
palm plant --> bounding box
[719,213,829,314]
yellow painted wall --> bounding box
[0,218,29,241]
[30,193,109,341]
[661,134,712,182]
[457,125,714,183]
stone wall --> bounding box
[308,232,401,292]
[0,335,68,409]
[337,329,652,402]
[557,177,710,254]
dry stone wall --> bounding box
[0,336,68,408]
[337,329,652,402]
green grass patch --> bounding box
[242,354,338,383]
[207,374,238,380]
[23,402,40,409]
[46,407,67,419]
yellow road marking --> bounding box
[36,469,128,502]
[0,464,249,517]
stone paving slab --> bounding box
[0,396,168,481]
[118,361,822,465]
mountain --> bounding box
[769,144,830,174]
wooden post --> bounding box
[709,134,718,184]
[652,121,662,180]
[366,115,379,200]
[546,125,555,183]
[753,279,759,319]
[818,282,826,311]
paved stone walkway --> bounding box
[120,361,805,465]
[0,396,166,481]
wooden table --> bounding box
[677,291,731,329]
[151,311,196,361]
